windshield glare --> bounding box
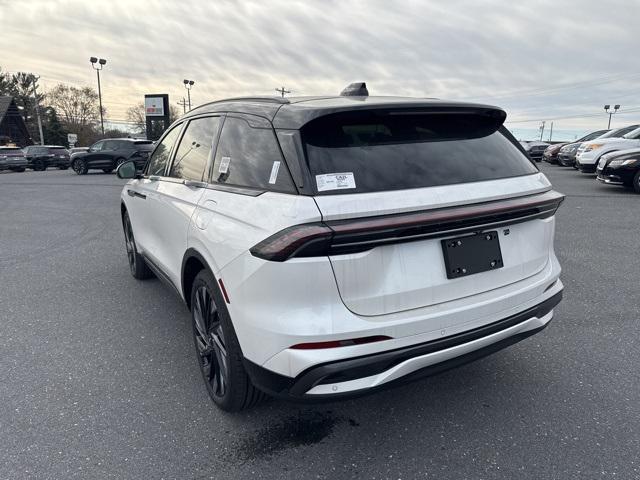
[622,127,640,139]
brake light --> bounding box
[249,223,332,261]
[291,335,391,350]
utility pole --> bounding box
[604,104,620,129]
[32,75,44,145]
[90,57,107,135]
[177,98,187,114]
[539,121,546,141]
[548,121,553,142]
[275,86,290,98]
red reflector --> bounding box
[218,279,230,304]
[291,335,391,350]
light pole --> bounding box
[183,79,194,111]
[90,57,107,135]
[604,104,620,129]
[31,75,44,145]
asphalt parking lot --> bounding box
[1,164,639,480]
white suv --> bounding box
[576,126,640,173]
[117,89,564,411]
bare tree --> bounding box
[48,84,101,128]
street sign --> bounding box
[145,96,165,116]
[67,133,78,146]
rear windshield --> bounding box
[49,146,67,151]
[301,110,537,194]
[0,148,22,153]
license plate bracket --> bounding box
[442,231,503,279]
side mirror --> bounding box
[116,160,137,179]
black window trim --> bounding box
[206,113,297,195]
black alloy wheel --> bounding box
[193,284,229,401]
[189,270,266,411]
[33,159,45,171]
[72,159,88,175]
[633,171,640,194]
[122,212,152,279]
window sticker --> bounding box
[268,161,281,184]
[219,156,231,174]
[315,172,356,192]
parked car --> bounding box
[546,129,608,165]
[23,145,70,171]
[520,141,550,161]
[71,138,154,174]
[116,89,564,411]
[576,126,640,173]
[69,147,89,156]
[596,148,640,192]
[0,146,28,172]
[560,125,639,168]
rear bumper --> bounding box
[245,289,562,401]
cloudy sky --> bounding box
[3,0,640,137]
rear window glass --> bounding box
[0,148,22,153]
[49,146,67,151]
[301,110,538,194]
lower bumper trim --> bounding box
[244,290,563,401]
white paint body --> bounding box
[577,137,640,166]
[121,170,562,395]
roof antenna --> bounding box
[340,82,369,96]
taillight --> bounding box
[250,191,564,262]
[249,223,332,261]
[291,335,391,350]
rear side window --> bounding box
[169,117,220,181]
[301,110,538,194]
[147,125,182,176]
[211,117,295,192]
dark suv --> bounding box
[23,145,70,171]
[71,138,154,175]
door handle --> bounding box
[127,189,146,199]
[184,179,207,188]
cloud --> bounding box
[3,0,640,134]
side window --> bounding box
[146,125,182,176]
[211,117,295,192]
[91,141,104,152]
[169,117,220,181]
[103,140,117,151]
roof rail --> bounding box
[191,96,290,111]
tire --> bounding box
[102,168,114,173]
[190,269,266,412]
[33,159,46,171]
[115,158,127,169]
[10,167,25,172]
[58,166,69,170]
[633,171,640,194]
[122,211,153,279]
[72,159,88,175]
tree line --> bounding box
[0,67,180,146]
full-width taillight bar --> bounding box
[250,190,565,262]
